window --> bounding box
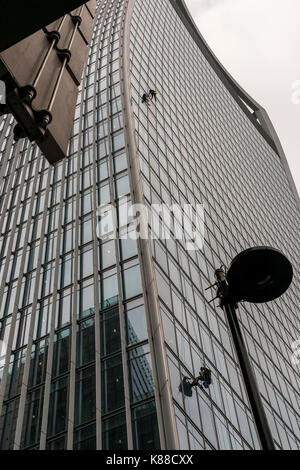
[57,288,72,328]
[122,264,142,300]
[80,246,94,279]
[129,345,154,403]
[125,303,148,346]
[4,349,26,400]
[101,271,118,309]
[0,399,20,450]
[101,307,121,356]
[74,424,96,450]
[21,387,44,448]
[113,152,127,174]
[28,339,48,388]
[102,413,127,450]
[101,355,124,413]
[46,436,66,450]
[52,329,70,377]
[115,174,130,199]
[76,318,95,366]
[81,190,92,216]
[120,236,138,261]
[111,131,125,153]
[81,216,93,246]
[47,377,68,437]
[79,278,94,319]
[99,240,116,270]
[60,254,72,288]
[132,401,160,450]
[75,365,96,426]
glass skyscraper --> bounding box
[0,0,299,450]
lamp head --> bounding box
[226,247,293,303]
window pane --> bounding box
[75,365,96,426]
[102,413,127,450]
[101,307,121,356]
[74,424,96,450]
[47,377,68,437]
[79,281,94,319]
[98,183,110,206]
[112,132,125,152]
[115,174,130,199]
[28,340,48,388]
[101,273,118,309]
[123,265,142,300]
[76,318,95,366]
[101,355,124,413]
[80,247,93,279]
[113,152,127,174]
[132,401,160,450]
[129,345,154,403]
[125,304,148,346]
[21,387,44,448]
[120,236,138,261]
[46,436,66,450]
[52,329,70,377]
[99,240,116,270]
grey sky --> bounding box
[185,0,300,196]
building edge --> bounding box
[171,0,300,211]
[120,0,180,450]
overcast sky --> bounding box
[185,0,300,196]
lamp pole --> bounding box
[214,267,275,450]
[179,246,292,449]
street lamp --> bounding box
[214,246,293,450]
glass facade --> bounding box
[128,0,300,451]
[0,0,299,450]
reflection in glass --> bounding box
[76,318,95,366]
[101,355,124,413]
[122,264,142,300]
[46,436,66,450]
[101,307,121,356]
[101,272,119,309]
[47,377,68,437]
[100,240,116,270]
[52,329,70,377]
[74,424,96,450]
[0,399,19,449]
[21,387,44,448]
[79,280,94,319]
[132,401,160,450]
[28,339,48,388]
[120,236,138,261]
[129,345,154,403]
[102,413,127,450]
[75,365,96,426]
[125,304,148,346]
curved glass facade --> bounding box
[0,0,158,450]
[128,0,300,450]
[0,0,299,450]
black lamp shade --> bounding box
[226,247,293,303]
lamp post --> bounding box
[215,247,293,451]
